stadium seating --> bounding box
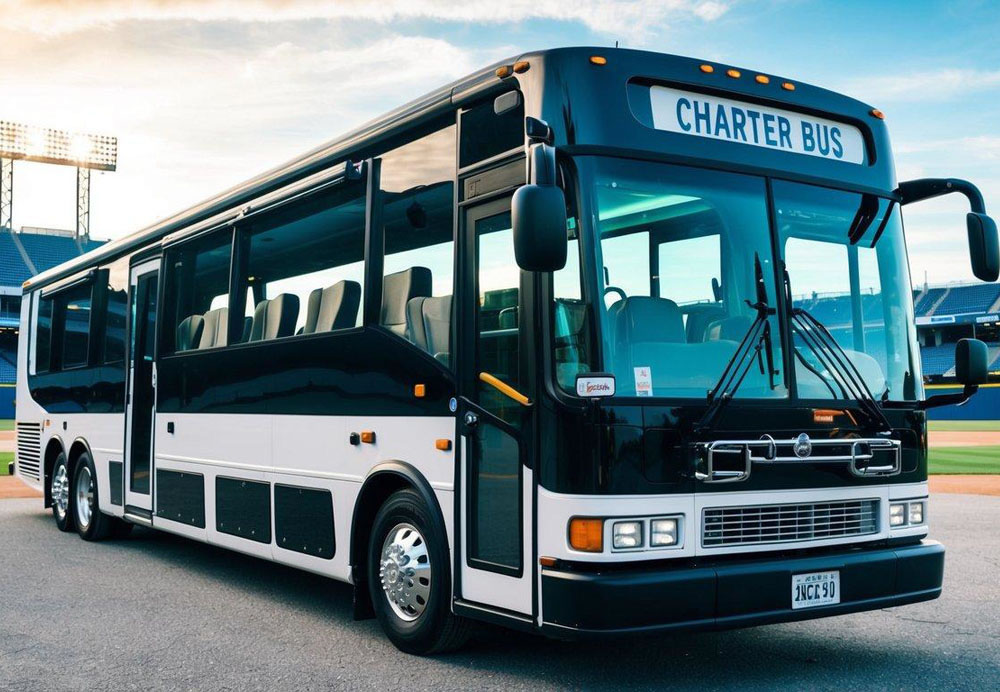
[931,284,1000,316]
[920,342,958,376]
[0,232,32,286]
[913,287,945,316]
[0,348,16,384]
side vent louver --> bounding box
[16,422,42,483]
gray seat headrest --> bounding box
[199,307,229,348]
[381,267,432,336]
[406,295,452,363]
[176,315,204,352]
[615,296,686,345]
[303,280,361,334]
[249,294,300,341]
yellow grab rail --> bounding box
[479,372,531,406]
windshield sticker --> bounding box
[648,86,865,165]
[634,366,653,397]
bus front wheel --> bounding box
[368,488,470,655]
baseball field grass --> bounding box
[0,420,13,432]
[0,452,11,475]
[928,420,1000,432]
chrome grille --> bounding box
[15,422,42,482]
[702,499,879,547]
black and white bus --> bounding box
[13,48,998,654]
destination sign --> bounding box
[649,86,866,165]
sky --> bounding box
[2,0,999,286]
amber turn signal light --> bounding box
[569,518,604,552]
[413,383,426,398]
[435,439,452,451]
[360,431,376,444]
[589,55,607,65]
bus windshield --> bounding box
[554,157,921,401]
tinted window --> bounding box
[239,181,367,340]
[460,97,524,168]
[378,125,456,364]
[60,283,92,368]
[163,230,233,353]
[103,262,128,364]
[35,295,53,373]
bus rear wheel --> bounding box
[368,488,470,655]
[51,452,74,533]
[72,452,114,542]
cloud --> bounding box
[7,0,729,42]
[840,68,1000,104]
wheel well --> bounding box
[42,438,65,508]
[68,439,90,469]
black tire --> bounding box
[50,452,74,533]
[368,488,471,655]
[72,452,114,542]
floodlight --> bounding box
[0,121,117,171]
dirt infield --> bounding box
[928,430,1000,447]
[930,475,1000,496]
[0,430,13,454]
[0,476,42,500]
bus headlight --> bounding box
[612,520,643,549]
[650,518,679,546]
[890,503,906,527]
[908,501,925,525]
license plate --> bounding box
[791,570,840,610]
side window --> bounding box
[163,230,233,353]
[34,294,53,373]
[103,262,128,364]
[60,283,93,369]
[238,181,367,341]
[378,124,456,365]
[657,235,721,305]
[459,96,524,168]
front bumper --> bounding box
[540,540,943,637]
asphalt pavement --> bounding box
[0,493,997,691]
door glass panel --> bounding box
[129,273,158,494]
[475,211,522,423]
[469,422,521,572]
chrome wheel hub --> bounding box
[75,465,93,529]
[379,523,431,622]
[52,465,69,521]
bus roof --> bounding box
[27,46,891,292]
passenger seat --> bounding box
[405,295,452,364]
[302,280,361,334]
[381,267,431,337]
[200,307,230,348]
[176,315,204,352]
[249,294,299,341]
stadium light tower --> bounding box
[0,121,117,241]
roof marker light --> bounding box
[755,74,770,84]
[781,81,795,91]
[495,65,512,78]
[870,109,885,119]
[699,64,714,73]
[726,69,741,79]
[589,55,607,65]
[513,60,530,73]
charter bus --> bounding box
[13,47,999,654]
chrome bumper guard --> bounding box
[695,437,901,483]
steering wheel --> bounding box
[604,286,627,303]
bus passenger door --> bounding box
[123,259,159,514]
[457,197,534,620]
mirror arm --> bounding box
[916,384,979,410]
[897,178,986,214]
[528,141,558,186]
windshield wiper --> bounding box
[696,254,779,434]
[788,304,893,433]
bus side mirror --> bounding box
[967,212,1000,282]
[918,338,988,409]
[955,338,989,386]
[512,184,568,272]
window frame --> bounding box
[35,272,97,373]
